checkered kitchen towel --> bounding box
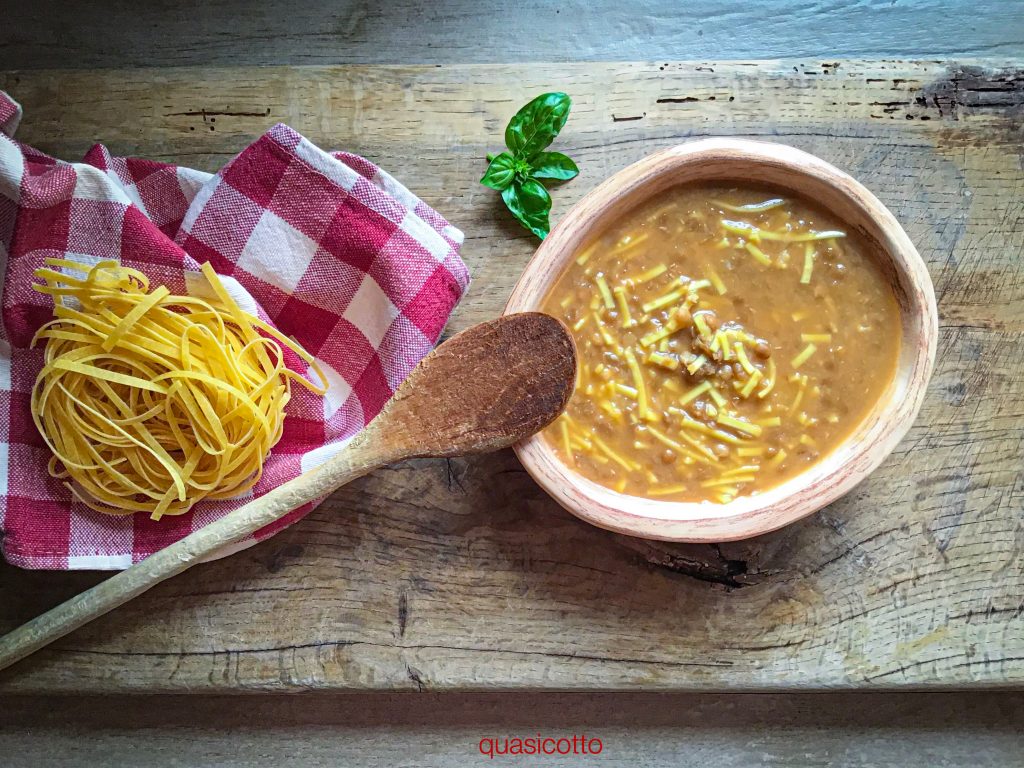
[0,92,469,570]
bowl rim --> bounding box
[504,138,938,542]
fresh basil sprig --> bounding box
[481,92,579,240]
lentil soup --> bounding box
[541,184,902,503]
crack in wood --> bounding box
[163,108,272,118]
[53,640,735,669]
[444,458,467,494]
[614,536,757,589]
[397,591,408,638]
[405,663,425,691]
[921,63,1024,120]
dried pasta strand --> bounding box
[31,259,328,521]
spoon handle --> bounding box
[0,427,390,673]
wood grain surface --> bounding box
[0,60,1021,693]
[4,0,1023,68]
[2,692,1023,767]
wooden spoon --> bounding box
[0,312,576,672]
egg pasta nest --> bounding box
[30,259,328,520]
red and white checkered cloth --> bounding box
[0,92,469,570]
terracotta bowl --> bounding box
[505,138,938,542]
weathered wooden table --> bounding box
[0,60,1021,694]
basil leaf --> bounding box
[502,177,552,240]
[482,93,576,238]
[504,92,572,160]
[529,151,579,181]
[480,151,517,191]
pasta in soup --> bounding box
[541,184,901,503]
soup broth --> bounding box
[541,184,901,503]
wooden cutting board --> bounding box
[0,60,1021,693]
